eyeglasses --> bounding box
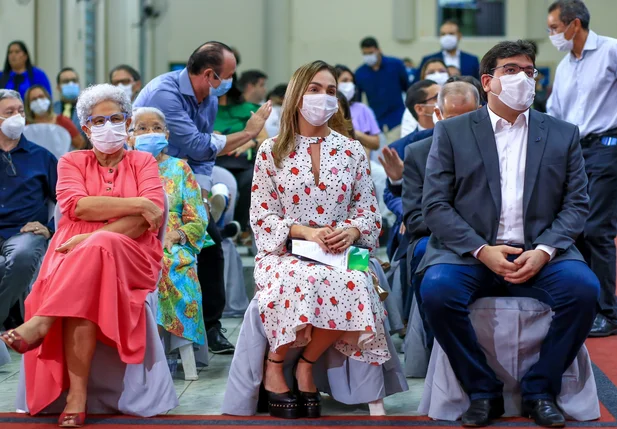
[86,112,129,128]
[418,94,438,104]
[133,124,166,134]
[1,152,16,177]
[491,64,538,79]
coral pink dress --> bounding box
[23,150,165,415]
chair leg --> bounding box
[368,399,386,416]
[179,344,198,381]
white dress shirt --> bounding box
[442,49,461,70]
[547,30,617,138]
[473,107,555,260]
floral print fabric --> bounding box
[250,131,390,365]
[157,156,214,345]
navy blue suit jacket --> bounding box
[417,50,480,80]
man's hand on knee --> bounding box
[20,221,51,240]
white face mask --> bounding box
[338,82,356,101]
[549,23,574,52]
[440,34,458,51]
[363,53,378,67]
[491,72,536,111]
[117,83,134,100]
[0,114,26,140]
[425,71,449,86]
[89,121,127,154]
[300,94,339,127]
[30,98,51,115]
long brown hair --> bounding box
[272,60,348,168]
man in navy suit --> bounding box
[419,40,599,427]
[418,20,480,80]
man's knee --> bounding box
[420,265,461,313]
[3,234,47,271]
[560,262,600,308]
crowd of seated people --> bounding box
[0,1,616,427]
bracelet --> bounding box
[202,198,211,209]
[176,229,187,245]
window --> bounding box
[438,0,506,37]
[84,1,98,86]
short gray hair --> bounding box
[549,0,590,30]
[133,107,167,127]
[437,81,480,113]
[0,89,22,104]
[76,83,132,126]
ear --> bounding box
[480,74,493,93]
[434,107,444,121]
[134,81,142,92]
[413,104,424,117]
[125,118,132,133]
[81,125,91,138]
[127,134,135,148]
[165,129,170,140]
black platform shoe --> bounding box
[295,355,322,418]
[263,357,299,419]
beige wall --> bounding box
[2,0,617,95]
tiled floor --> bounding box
[0,317,425,416]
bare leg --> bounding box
[62,317,96,424]
[296,327,343,392]
[264,343,291,394]
[4,315,56,345]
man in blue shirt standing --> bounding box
[547,0,617,337]
[134,41,271,354]
[0,89,57,329]
[355,37,409,143]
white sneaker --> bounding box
[209,182,229,223]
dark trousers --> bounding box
[197,212,226,331]
[577,141,617,322]
[420,260,599,400]
[226,167,254,232]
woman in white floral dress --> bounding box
[250,61,390,419]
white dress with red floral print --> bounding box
[250,131,390,365]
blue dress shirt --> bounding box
[0,136,57,239]
[355,56,409,131]
[547,31,617,138]
[0,66,52,100]
[133,68,226,178]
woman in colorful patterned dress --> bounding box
[250,61,389,419]
[130,107,213,353]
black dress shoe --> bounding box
[461,398,505,427]
[207,327,235,354]
[522,399,566,427]
[589,315,617,337]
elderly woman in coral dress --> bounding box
[251,60,389,419]
[0,84,165,428]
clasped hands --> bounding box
[303,226,361,254]
[477,245,550,284]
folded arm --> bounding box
[422,122,487,256]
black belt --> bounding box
[580,127,617,148]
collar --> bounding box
[487,105,529,132]
[179,68,196,98]
[417,123,427,131]
[2,135,31,154]
[442,49,461,58]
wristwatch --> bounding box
[202,198,211,209]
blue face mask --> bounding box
[134,133,169,157]
[61,82,80,101]
[209,71,233,97]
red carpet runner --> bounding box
[2,337,616,428]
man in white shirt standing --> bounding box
[546,0,617,337]
[418,40,599,427]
